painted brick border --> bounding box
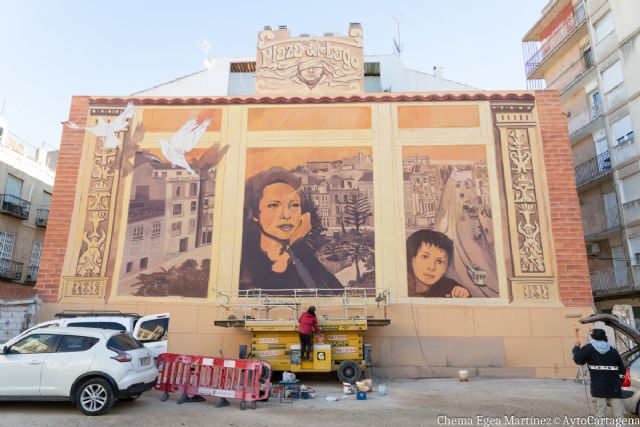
[535,90,593,308]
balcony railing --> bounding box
[623,200,640,225]
[35,208,49,227]
[583,206,620,237]
[547,50,594,93]
[575,151,611,187]
[0,194,31,220]
[568,102,603,136]
[0,258,24,281]
[591,267,633,293]
[524,2,587,76]
[611,136,637,167]
[25,265,39,283]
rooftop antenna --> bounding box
[393,13,403,57]
[198,39,213,69]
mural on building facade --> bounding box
[403,145,498,298]
[117,114,227,298]
[240,147,374,292]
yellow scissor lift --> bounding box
[214,288,390,383]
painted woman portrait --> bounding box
[239,167,343,291]
[407,229,470,298]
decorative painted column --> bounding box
[492,101,558,303]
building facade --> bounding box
[0,117,55,287]
[34,26,593,378]
[523,0,640,316]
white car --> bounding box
[0,327,158,415]
[15,311,170,361]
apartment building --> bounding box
[0,116,55,287]
[523,0,640,313]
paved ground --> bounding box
[0,377,636,426]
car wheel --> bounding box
[337,360,362,384]
[76,378,115,416]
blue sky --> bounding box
[0,0,548,150]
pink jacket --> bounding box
[298,312,319,335]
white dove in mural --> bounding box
[67,102,134,149]
[159,117,211,175]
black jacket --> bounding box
[572,342,625,398]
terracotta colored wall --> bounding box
[535,90,592,308]
[36,96,90,303]
[0,282,37,300]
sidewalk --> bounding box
[1,377,635,426]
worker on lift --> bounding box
[298,306,323,361]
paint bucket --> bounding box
[458,370,469,382]
[343,382,353,395]
[357,391,367,400]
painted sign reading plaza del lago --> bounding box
[35,24,593,378]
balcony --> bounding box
[583,207,620,239]
[611,136,638,168]
[0,258,24,281]
[574,151,611,188]
[591,267,633,294]
[0,194,31,220]
[25,265,39,283]
[568,102,603,138]
[523,2,587,78]
[623,200,640,225]
[35,208,49,227]
[546,50,594,95]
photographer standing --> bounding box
[572,328,626,419]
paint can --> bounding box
[343,382,353,394]
[357,391,367,400]
[377,384,387,396]
[458,370,469,382]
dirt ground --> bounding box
[0,376,636,427]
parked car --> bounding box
[0,327,157,415]
[579,314,640,414]
[14,311,169,361]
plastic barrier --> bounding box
[155,353,271,410]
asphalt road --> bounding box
[0,377,634,427]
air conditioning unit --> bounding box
[586,243,601,256]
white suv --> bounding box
[16,311,170,361]
[0,327,158,415]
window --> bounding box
[179,237,188,253]
[594,12,614,43]
[135,318,169,342]
[151,221,161,238]
[9,334,58,354]
[57,335,99,353]
[0,232,15,261]
[175,185,181,197]
[171,221,181,236]
[131,225,144,241]
[583,47,594,68]
[335,195,339,203]
[162,172,167,178]
[612,115,634,145]
[135,185,150,200]
[42,191,52,207]
[29,241,43,269]
[189,183,198,196]
[620,172,640,203]
[107,334,142,351]
[188,218,196,233]
[173,203,182,216]
[139,257,148,270]
[191,201,197,212]
[204,199,209,207]
[602,61,623,92]
[6,175,23,198]
[126,261,133,273]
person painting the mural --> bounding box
[240,167,343,291]
[298,306,322,361]
[406,229,470,298]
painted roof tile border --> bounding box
[89,93,536,106]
